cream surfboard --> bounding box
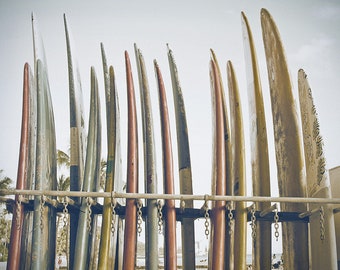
[298,69,337,269]
[227,61,247,270]
[241,11,272,270]
[261,8,308,269]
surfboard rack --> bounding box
[2,189,340,224]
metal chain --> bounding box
[227,202,234,235]
[250,204,256,240]
[137,199,143,237]
[204,197,210,239]
[57,197,68,266]
[111,197,117,234]
[15,195,22,230]
[40,195,46,231]
[180,200,185,212]
[157,199,164,234]
[274,208,280,241]
[86,197,92,233]
[63,197,69,226]
[319,206,325,241]
[57,229,62,266]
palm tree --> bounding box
[0,169,12,190]
[0,170,12,262]
[56,150,71,267]
[57,149,70,192]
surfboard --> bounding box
[122,51,139,270]
[209,58,226,270]
[167,45,195,270]
[134,44,159,270]
[154,60,177,270]
[19,62,36,270]
[73,66,101,270]
[98,43,120,269]
[87,76,102,269]
[7,63,34,270]
[63,14,87,269]
[241,11,272,270]
[210,50,233,270]
[110,63,125,270]
[31,13,58,269]
[227,60,247,270]
[261,8,308,269]
[298,69,337,269]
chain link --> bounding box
[15,195,22,230]
[86,197,92,233]
[63,197,69,226]
[274,208,279,241]
[250,204,256,240]
[157,200,164,234]
[319,206,325,241]
[227,202,234,235]
[57,197,68,266]
[111,197,117,234]
[137,199,143,237]
[40,195,46,231]
[204,197,210,239]
[62,197,69,265]
[180,200,186,212]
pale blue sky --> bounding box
[0,0,339,253]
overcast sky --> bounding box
[1,0,339,254]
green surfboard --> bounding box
[167,46,196,270]
[73,67,101,270]
[134,44,159,270]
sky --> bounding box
[0,0,340,255]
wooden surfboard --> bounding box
[298,69,337,269]
[210,50,233,270]
[63,14,87,269]
[134,44,159,270]
[167,45,195,270]
[154,60,177,270]
[31,14,58,270]
[227,61,247,270]
[19,62,36,270]
[7,63,34,270]
[122,51,139,270]
[241,12,272,270]
[261,8,308,269]
[209,58,226,270]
